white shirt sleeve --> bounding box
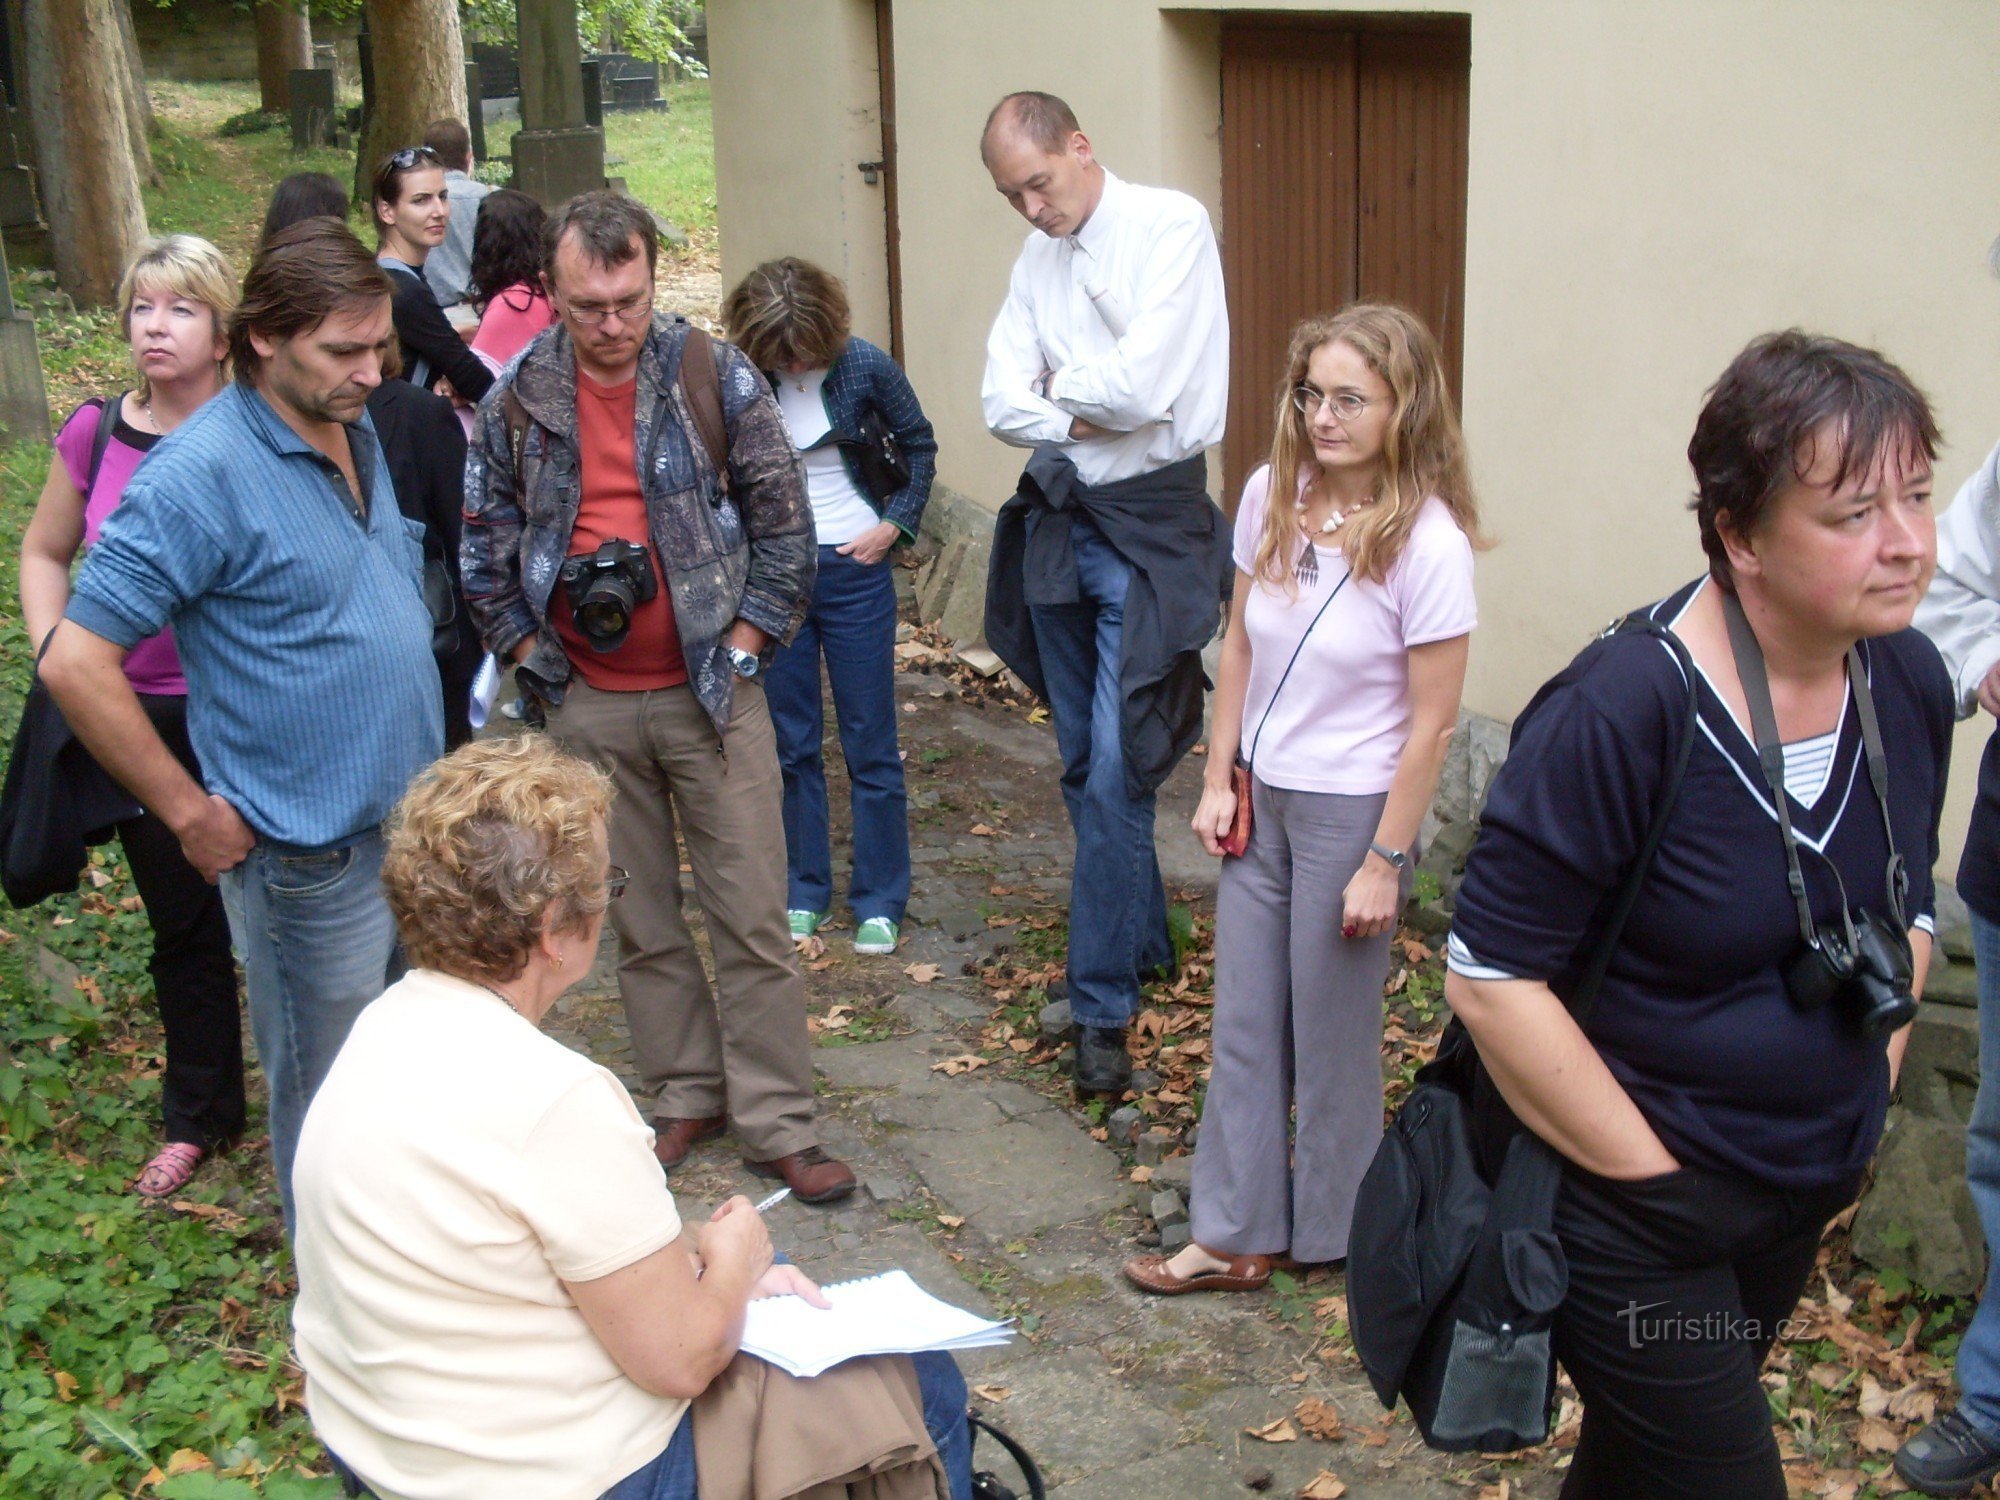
[982,251,1076,449]
[1046,209,1225,433]
[1915,439,2000,720]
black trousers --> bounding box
[1553,1162,1860,1499]
[112,695,244,1149]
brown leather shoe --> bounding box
[652,1114,727,1171]
[743,1145,858,1204]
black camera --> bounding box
[560,539,656,652]
[1782,907,1917,1038]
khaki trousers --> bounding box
[546,677,817,1160]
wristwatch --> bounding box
[725,645,761,679]
[1368,841,1408,870]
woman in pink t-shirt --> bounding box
[19,236,245,1199]
[468,189,555,376]
[1125,304,1483,1295]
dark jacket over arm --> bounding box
[385,263,496,404]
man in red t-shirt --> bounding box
[463,192,851,1203]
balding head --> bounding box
[981,91,1103,238]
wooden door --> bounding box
[1220,16,1469,503]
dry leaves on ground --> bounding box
[1297,1471,1348,1499]
[1293,1396,1346,1440]
[1245,1417,1299,1443]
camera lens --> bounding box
[576,577,637,642]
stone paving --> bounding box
[539,584,1554,1499]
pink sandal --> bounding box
[133,1142,205,1198]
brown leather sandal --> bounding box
[1121,1250,1273,1295]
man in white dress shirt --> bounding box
[979,91,1230,1096]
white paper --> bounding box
[739,1269,1015,1379]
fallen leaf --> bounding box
[1129,1165,1153,1184]
[1008,1037,1035,1053]
[936,1214,965,1229]
[970,823,997,837]
[1383,969,1408,997]
[1822,1273,1854,1316]
[1856,1373,1889,1419]
[905,963,941,984]
[53,1371,78,1402]
[1294,1396,1345,1440]
[167,1200,248,1231]
[1298,1471,1347,1499]
[1807,1362,1850,1392]
[930,1054,994,1076]
[1475,1483,1510,1500]
[973,1383,1010,1402]
[1026,705,1049,725]
[1886,1380,1937,1425]
[87,866,111,888]
[1245,1417,1299,1443]
[166,1450,214,1476]
[1854,1416,1901,1454]
[794,934,826,960]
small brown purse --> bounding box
[1221,569,1351,859]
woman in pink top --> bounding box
[19,236,245,1198]
[468,189,555,375]
[1125,304,1483,1294]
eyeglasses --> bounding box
[559,291,655,328]
[606,865,630,901]
[1293,385,1375,422]
[387,145,441,170]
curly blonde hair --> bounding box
[1254,303,1484,590]
[382,736,615,982]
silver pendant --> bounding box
[1295,538,1319,586]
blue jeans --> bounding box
[332,1351,973,1500]
[1958,911,2000,1439]
[1028,517,1172,1028]
[219,832,399,1232]
[765,547,910,926]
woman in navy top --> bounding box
[1446,331,1953,1498]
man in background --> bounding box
[422,117,492,309]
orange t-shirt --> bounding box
[553,372,687,691]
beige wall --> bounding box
[711,0,2000,868]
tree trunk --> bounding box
[22,0,148,307]
[254,1,313,115]
[354,0,466,205]
[110,0,155,184]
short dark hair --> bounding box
[981,91,1083,160]
[422,117,472,172]
[1688,330,1940,586]
[470,189,548,307]
[261,172,348,248]
[369,145,442,226]
[229,218,393,383]
[542,189,657,286]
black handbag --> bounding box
[1346,615,1699,1452]
[840,404,911,506]
[0,639,143,908]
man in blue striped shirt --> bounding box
[44,220,443,1231]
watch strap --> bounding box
[1368,841,1406,869]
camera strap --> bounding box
[1721,588,1907,947]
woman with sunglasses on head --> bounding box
[19,236,245,1198]
[1441,333,1949,1497]
[1124,303,1480,1296]
[371,145,494,409]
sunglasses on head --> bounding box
[387,145,440,170]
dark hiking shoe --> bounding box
[1070,1024,1132,1096]
[1895,1410,2000,1496]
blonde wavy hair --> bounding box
[382,736,615,983]
[721,256,852,374]
[1253,303,1483,589]
[116,235,237,399]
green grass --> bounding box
[524,80,718,242]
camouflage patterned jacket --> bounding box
[460,314,814,734]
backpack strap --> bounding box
[678,326,731,495]
[84,394,123,496]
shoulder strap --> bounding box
[1243,569,1351,770]
[678,326,730,494]
[84,394,122,495]
[1565,615,1701,1029]
[501,386,532,485]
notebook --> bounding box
[740,1269,1016,1379]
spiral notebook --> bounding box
[740,1269,1015,1379]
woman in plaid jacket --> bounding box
[724,259,938,957]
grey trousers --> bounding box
[545,678,818,1161]
[1190,778,1407,1263]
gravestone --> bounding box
[472,42,521,101]
[0,235,50,444]
[580,58,604,129]
[464,61,487,162]
[289,67,337,151]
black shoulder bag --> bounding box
[1346,615,1699,1453]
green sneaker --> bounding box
[853,917,900,955]
[787,909,825,940]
